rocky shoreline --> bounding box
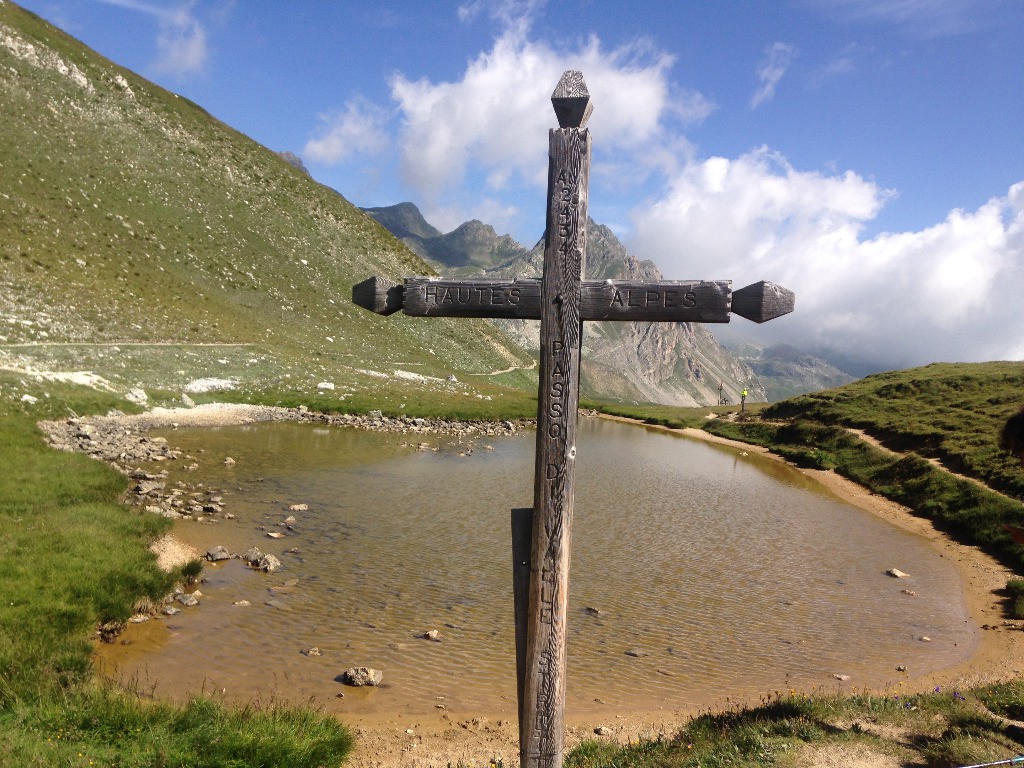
[40,403,533,645]
[40,404,530,522]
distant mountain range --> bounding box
[0,1,849,411]
[364,203,856,404]
[365,203,763,406]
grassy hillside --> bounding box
[761,362,1024,500]
[0,3,535,414]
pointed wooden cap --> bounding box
[551,70,593,128]
[732,281,795,323]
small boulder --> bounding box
[594,726,613,736]
[342,667,383,687]
[418,629,441,642]
[206,545,231,562]
[886,568,910,579]
[175,593,199,607]
[243,547,282,573]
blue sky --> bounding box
[12,0,1024,372]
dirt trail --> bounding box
[848,426,1024,506]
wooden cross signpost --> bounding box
[352,70,794,768]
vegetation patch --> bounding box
[567,689,1024,768]
[0,374,353,767]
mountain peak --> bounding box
[363,202,442,242]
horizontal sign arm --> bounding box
[353,276,794,324]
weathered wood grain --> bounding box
[400,278,731,322]
[403,277,543,318]
[521,123,590,768]
[732,281,795,323]
[511,506,534,756]
[351,275,403,315]
[581,280,730,322]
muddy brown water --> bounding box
[97,417,975,722]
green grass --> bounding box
[1,1,536,411]
[567,688,1024,768]
[0,374,353,767]
[3,686,353,768]
[761,362,1024,500]
[1006,580,1024,621]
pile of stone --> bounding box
[134,475,227,520]
[42,416,182,467]
[299,408,527,437]
[204,545,282,573]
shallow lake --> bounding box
[98,417,975,720]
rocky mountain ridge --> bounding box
[365,203,765,406]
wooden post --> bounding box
[511,506,533,752]
[520,70,592,768]
[351,69,795,768]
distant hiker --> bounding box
[740,387,748,413]
[1001,407,1024,468]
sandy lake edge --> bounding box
[83,404,1024,767]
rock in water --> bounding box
[342,667,383,686]
[243,547,282,572]
[206,545,231,561]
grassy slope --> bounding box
[0,4,506,764]
[0,375,354,767]
[0,3,535,413]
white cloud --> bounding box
[750,42,795,109]
[810,43,859,87]
[628,151,1024,370]
[388,27,699,210]
[304,97,391,164]
[810,0,994,37]
[301,1,1022,372]
[93,0,209,77]
[154,10,206,76]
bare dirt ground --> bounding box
[104,407,1024,767]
